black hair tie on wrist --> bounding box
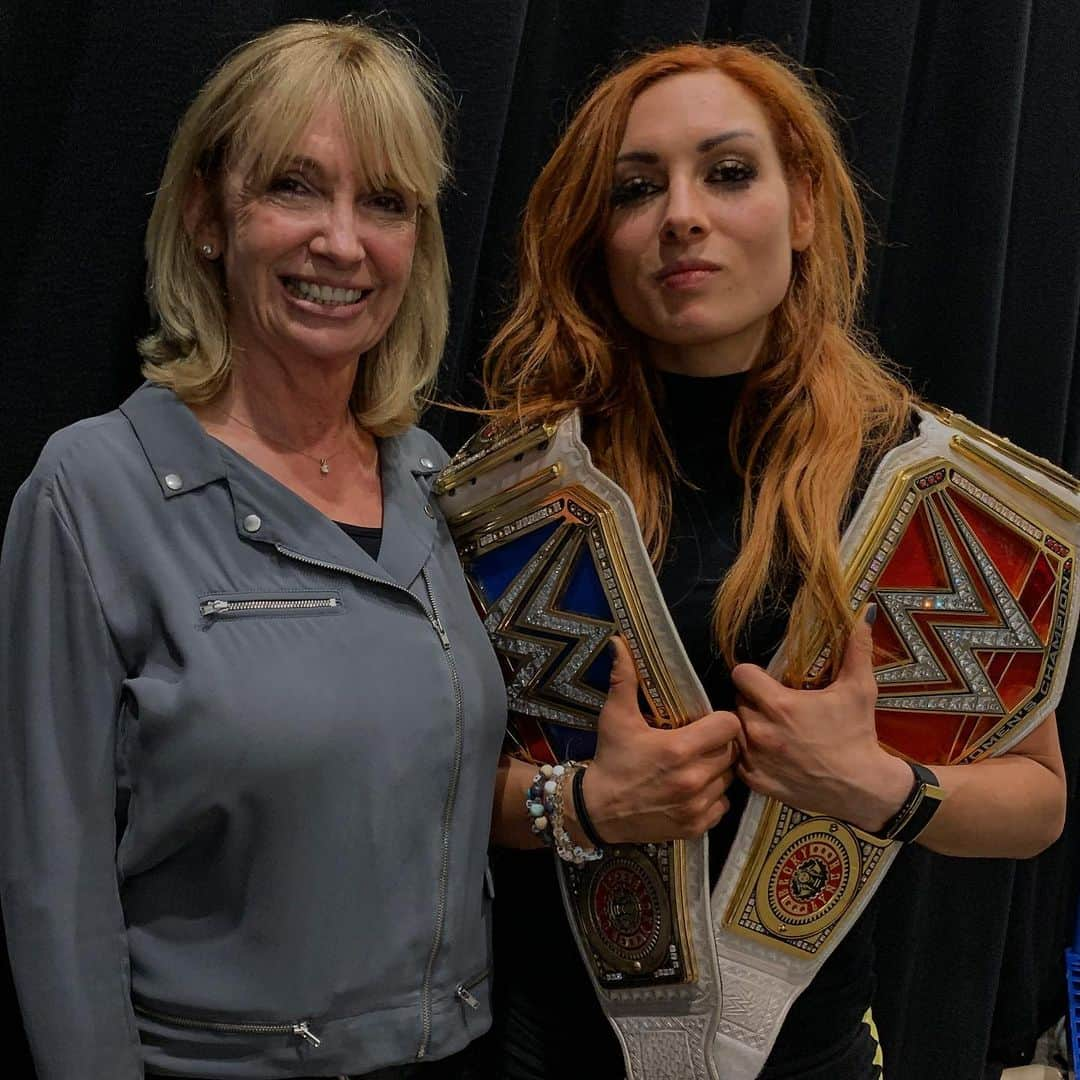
[572,764,607,848]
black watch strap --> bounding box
[877,761,945,844]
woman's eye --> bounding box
[364,191,411,219]
[610,177,660,207]
[266,174,312,197]
[709,159,756,186]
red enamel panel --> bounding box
[949,486,1037,594]
[952,716,983,760]
[877,500,951,591]
[876,708,974,764]
[993,650,1043,714]
[1018,553,1057,642]
[870,609,911,669]
[981,650,1011,686]
[1030,586,1058,643]
[959,715,1004,757]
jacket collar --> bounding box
[119,382,439,591]
[119,382,227,497]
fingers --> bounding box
[606,634,639,697]
[735,759,759,792]
[680,708,741,757]
[839,605,874,671]
[667,767,736,836]
[695,764,737,830]
[656,724,739,827]
[736,699,789,760]
[699,737,739,772]
[736,758,795,809]
[731,665,794,743]
[707,766,736,800]
[599,636,741,754]
[587,752,736,843]
[596,635,644,735]
[592,637,747,840]
[645,718,737,787]
[730,661,782,708]
[733,605,880,716]
[836,605,879,700]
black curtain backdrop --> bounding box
[3,2,1079,1078]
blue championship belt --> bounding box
[434,407,1080,1080]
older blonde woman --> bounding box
[0,21,504,1080]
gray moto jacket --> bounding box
[0,383,507,1079]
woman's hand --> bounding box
[579,636,741,843]
[731,610,912,832]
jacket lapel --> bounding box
[376,432,437,590]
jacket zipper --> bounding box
[133,1002,321,1046]
[271,546,467,1058]
[199,596,339,617]
[454,968,489,1011]
[416,568,465,1058]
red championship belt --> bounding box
[710,405,1079,1077]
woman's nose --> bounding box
[309,199,367,264]
[661,180,710,242]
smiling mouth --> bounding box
[282,277,373,307]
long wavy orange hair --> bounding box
[484,42,913,681]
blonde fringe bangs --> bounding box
[139,19,451,435]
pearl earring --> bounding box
[201,243,214,257]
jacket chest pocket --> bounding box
[198,590,345,622]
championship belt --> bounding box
[434,406,1080,1080]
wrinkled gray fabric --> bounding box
[0,383,507,1079]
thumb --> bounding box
[599,635,644,727]
[837,602,877,687]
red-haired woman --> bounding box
[476,43,1067,1079]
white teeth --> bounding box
[287,279,365,305]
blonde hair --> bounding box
[484,43,913,681]
[139,18,452,435]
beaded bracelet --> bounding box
[551,765,604,866]
[525,763,565,845]
[525,763,604,865]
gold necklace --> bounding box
[224,411,357,476]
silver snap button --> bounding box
[424,503,435,518]
[419,456,435,470]
[242,514,262,533]
[163,473,182,491]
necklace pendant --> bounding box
[319,459,330,475]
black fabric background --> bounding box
[3,2,1079,1078]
